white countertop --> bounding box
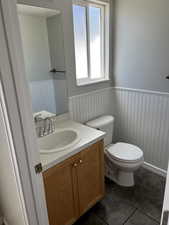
[40,119,105,171]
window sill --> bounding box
[76,78,110,86]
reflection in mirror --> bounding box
[17,4,68,115]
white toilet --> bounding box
[86,115,144,187]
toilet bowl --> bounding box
[105,143,144,186]
[86,116,144,187]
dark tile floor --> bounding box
[74,167,166,225]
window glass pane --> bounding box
[73,5,88,79]
[89,6,102,79]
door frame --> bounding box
[0,0,49,225]
[0,80,28,225]
[161,165,169,225]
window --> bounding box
[73,0,109,85]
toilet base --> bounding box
[117,171,134,187]
[105,163,135,187]
[105,154,136,187]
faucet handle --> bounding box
[34,113,42,123]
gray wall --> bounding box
[18,0,169,95]
[17,0,114,97]
[18,12,68,114]
[29,80,57,113]
[19,14,51,81]
[114,0,169,92]
[47,14,65,71]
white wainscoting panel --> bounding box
[114,87,169,170]
[69,87,113,123]
[69,86,169,171]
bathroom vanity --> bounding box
[40,118,105,225]
[43,140,104,225]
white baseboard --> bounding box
[143,162,167,177]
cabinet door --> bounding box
[77,141,105,215]
[43,155,79,225]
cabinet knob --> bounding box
[73,163,78,167]
[79,159,83,164]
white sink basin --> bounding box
[39,129,80,154]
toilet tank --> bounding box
[86,115,115,146]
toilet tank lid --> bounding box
[86,115,114,128]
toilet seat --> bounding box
[106,142,143,163]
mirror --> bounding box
[17,4,68,115]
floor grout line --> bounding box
[77,167,165,225]
[138,209,161,224]
[122,208,138,225]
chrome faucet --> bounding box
[44,117,53,135]
[34,114,56,137]
[34,113,43,123]
[42,117,56,137]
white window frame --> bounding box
[73,0,110,86]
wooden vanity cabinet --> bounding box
[43,140,104,225]
[76,141,105,216]
[43,154,79,225]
